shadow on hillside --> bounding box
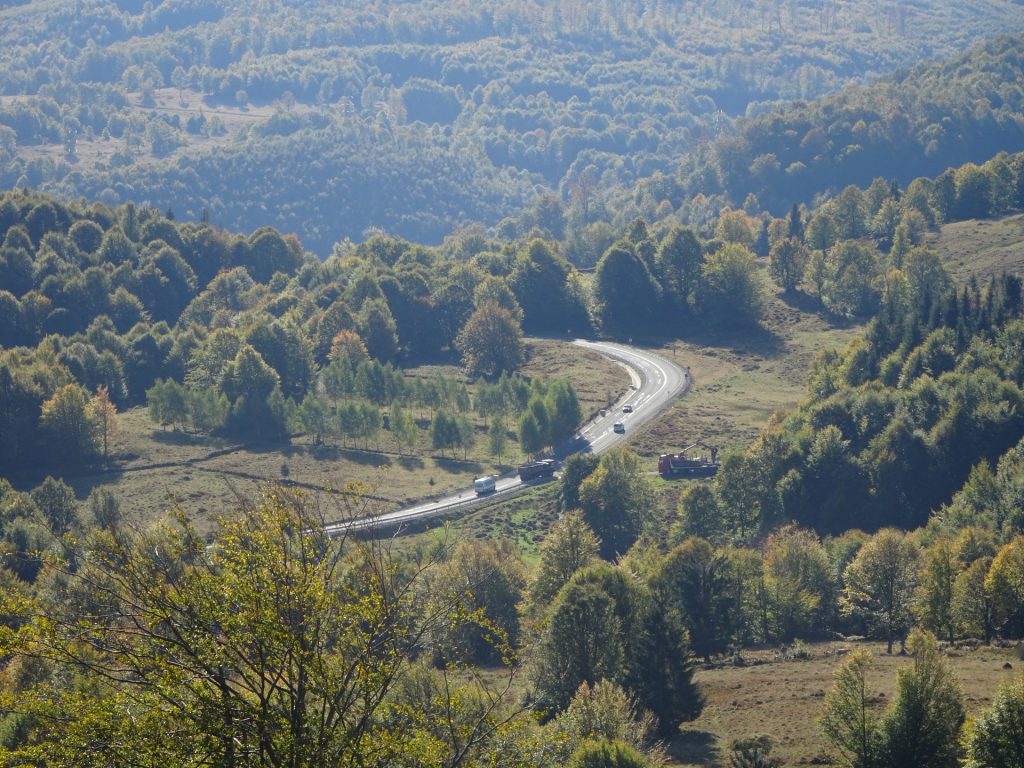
[674,320,786,359]
[150,428,213,447]
[433,457,483,475]
[776,288,824,314]
[397,456,424,471]
[668,729,720,767]
[340,447,392,467]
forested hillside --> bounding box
[679,34,1024,215]
[1,0,1022,251]
[5,5,1024,764]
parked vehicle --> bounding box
[658,442,719,477]
[518,459,556,481]
[474,476,496,495]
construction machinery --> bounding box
[658,442,719,477]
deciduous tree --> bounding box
[528,511,600,613]
[964,676,1024,768]
[820,650,879,768]
[2,485,518,767]
[39,383,99,464]
[456,300,525,377]
[769,237,809,293]
[578,450,653,560]
[876,630,964,768]
[841,528,919,653]
[90,385,118,461]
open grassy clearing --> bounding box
[54,339,626,536]
[928,213,1024,285]
[669,639,1022,767]
[625,270,863,462]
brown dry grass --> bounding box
[669,639,1021,767]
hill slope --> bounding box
[2,1,1024,251]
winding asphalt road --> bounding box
[326,340,688,536]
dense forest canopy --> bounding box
[0,1,1022,252]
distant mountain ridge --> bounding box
[1,1,1023,252]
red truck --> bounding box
[658,443,719,477]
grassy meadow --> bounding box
[670,640,1022,767]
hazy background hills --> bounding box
[1,0,1023,254]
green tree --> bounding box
[429,539,526,666]
[1,485,516,767]
[456,300,525,377]
[509,239,581,334]
[699,243,764,325]
[566,739,652,768]
[528,511,600,614]
[952,557,994,643]
[146,378,188,429]
[221,344,280,403]
[832,185,867,240]
[769,237,809,293]
[389,403,418,456]
[728,736,782,768]
[560,453,601,511]
[297,394,330,444]
[655,227,703,311]
[763,525,833,641]
[876,630,964,768]
[39,383,99,464]
[964,675,1024,768]
[90,385,117,461]
[820,650,879,768]
[986,536,1024,636]
[358,297,400,362]
[187,386,229,434]
[487,419,507,462]
[555,681,657,758]
[913,539,959,643]
[532,579,626,714]
[454,412,475,459]
[87,487,121,531]
[842,529,919,654]
[594,245,660,332]
[652,537,735,661]
[673,483,725,543]
[431,410,459,457]
[903,247,951,311]
[518,411,544,456]
[578,450,653,560]
[822,241,881,317]
[546,379,583,446]
[953,163,992,220]
[628,595,703,734]
[246,319,314,400]
[31,476,78,535]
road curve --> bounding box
[325,340,688,536]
